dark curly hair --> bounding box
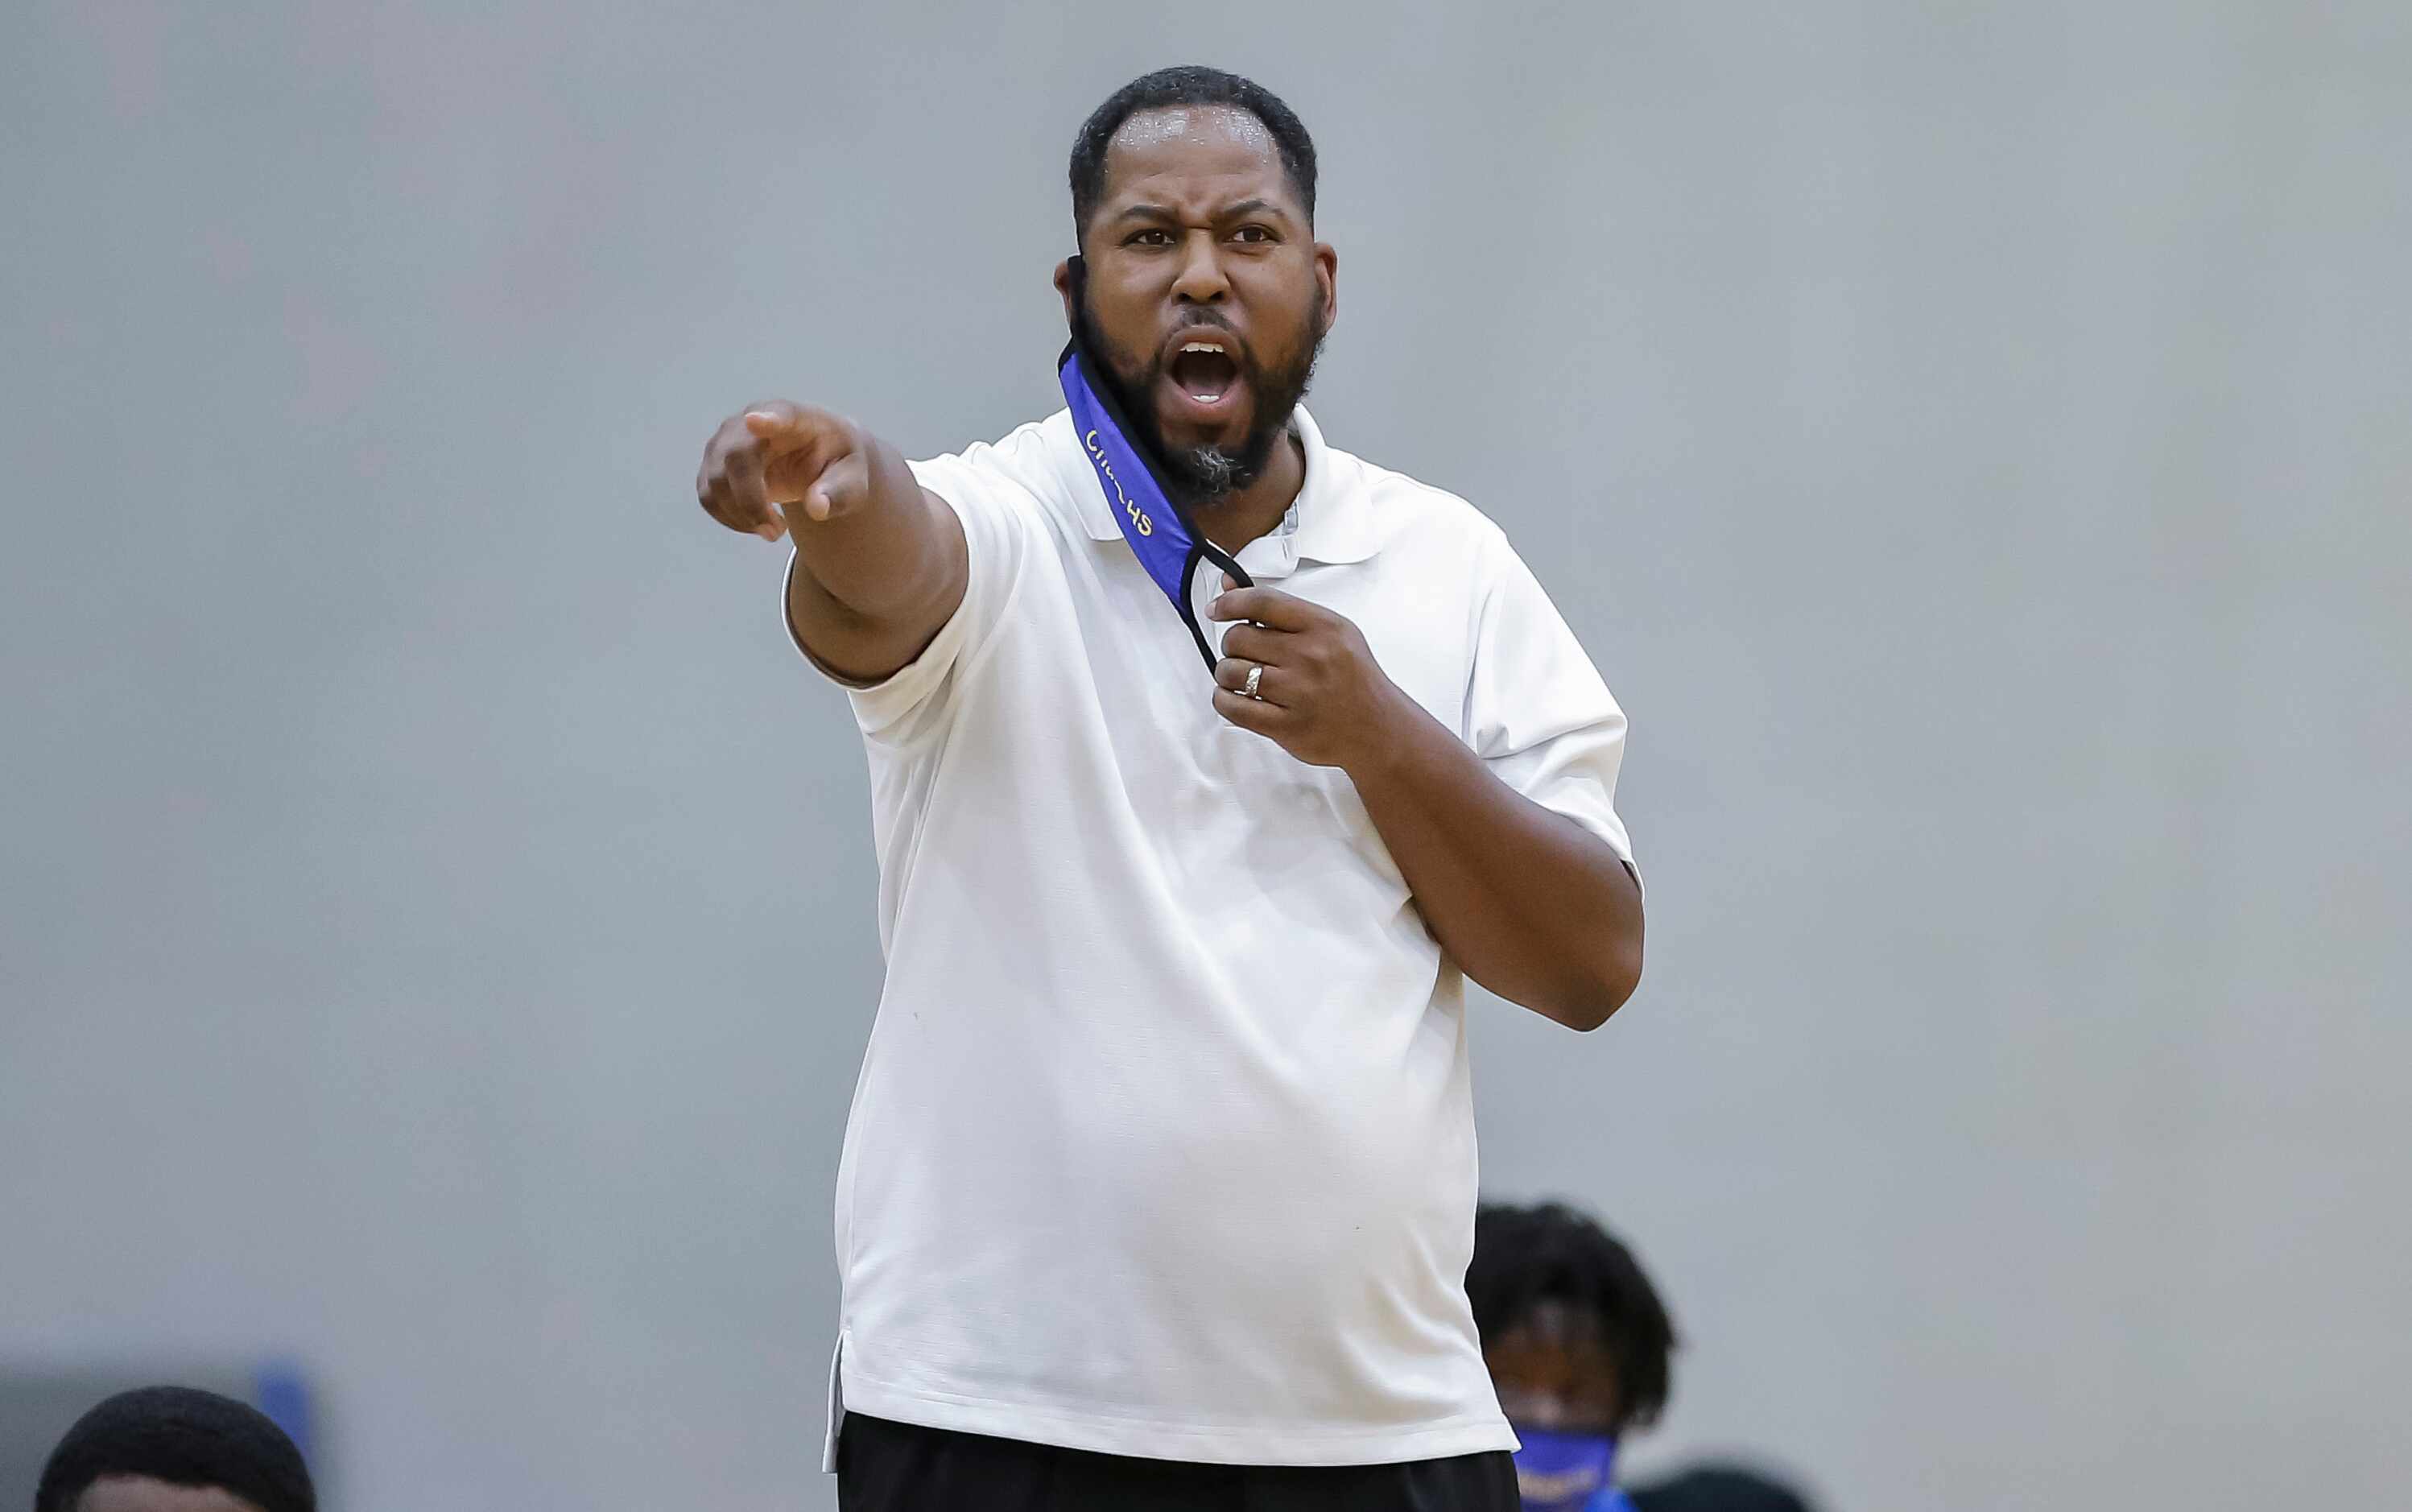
[1068,65,1317,246]
[36,1386,315,1512]
[1468,1200,1678,1429]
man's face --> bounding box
[74,1477,264,1512]
[1063,104,1337,502]
[1483,1299,1625,1432]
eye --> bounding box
[1231,225,1275,244]
[1125,229,1175,247]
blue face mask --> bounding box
[1511,1426,1621,1512]
[1057,254,1254,673]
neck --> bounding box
[1188,428,1306,556]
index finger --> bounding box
[741,400,847,454]
[1207,585,1322,630]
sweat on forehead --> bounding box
[1098,106,1294,206]
[1110,104,1278,156]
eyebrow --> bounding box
[1110,197,1295,226]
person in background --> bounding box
[1469,1201,1678,1512]
[34,1386,314,1512]
[1627,1464,1820,1512]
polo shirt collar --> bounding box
[1064,405,1381,568]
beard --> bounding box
[1076,295,1328,506]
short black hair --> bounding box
[35,1386,315,1512]
[1068,65,1318,244]
[1467,1200,1678,1430]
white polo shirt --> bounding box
[796,407,1635,1467]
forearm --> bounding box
[1345,694,1643,1029]
[789,429,953,618]
[785,430,967,680]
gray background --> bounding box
[4,2,2406,1509]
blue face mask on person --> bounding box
[1512,1426,1622,1512]
[1056,254,1254,673]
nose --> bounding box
[1171,231,1230,305]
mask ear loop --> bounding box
[1176,533,1253,671]
[1064,256,1253,671]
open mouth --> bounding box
[1170,342,1239,403]
[1163,333,1245,419]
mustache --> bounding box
[1076,297,1245,378]
[1144,309,1249,378]
[1167,309,1238,343]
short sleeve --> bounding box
[1462,527,1638,879]
[784,448,1037,744]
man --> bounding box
[696,65,1645,1510]
[1469,1202,1679,1512]
[34,1387,314,1512]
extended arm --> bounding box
[696,400,967,681]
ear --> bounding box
[1053,258,1076,325]
[1313,242,1340,334]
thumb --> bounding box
[799,450,871,523]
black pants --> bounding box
[836,1413,1519,1512]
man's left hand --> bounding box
[1208,583,1415,770]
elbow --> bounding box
[1555,999,1616,1033]
[1555,857,1646,1031]
[1557,932,1643,1033]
